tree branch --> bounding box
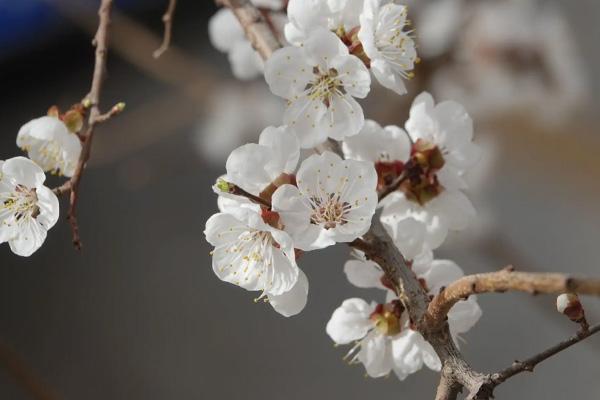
[490,324,600,385]
[0,339,61,400]
[65,0,115,250]
[153,0,177,58]
[424,266,600,332]
[216,0,281,59]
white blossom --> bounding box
[326,298,440,379]
[264,28,371,148]
[358,0,418,95]
[17,116,81,178]
[194,83,285,165]
[0,157,59,257]
[209,8,288,80]
[284,0,364,45]
[379,92,478,253]
[414,0,464,59]
[272,151,377,250]
[221,125,300,197]
[406,92,480,188]
[204,208,308,316]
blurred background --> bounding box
[0,0,599,399]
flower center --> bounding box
[1,184,40,221]
[370,301,404,336]
[400,139,446,205]
[309,194,351,229]
[375,160,404,191]
[306,67,344,106]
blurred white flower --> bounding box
[430,0,588,124]
[209,7,287,80]
[17,116,81,178]
[204,208,308,317]
[272,151,377,250]
[358,0,418,95]
[0,157,59,257]
[264,28,371,148]
[194,83,285,165]
[414,0,464,59]
[326,298,440,379]
[208,8,263,80]
[251,0,285,10]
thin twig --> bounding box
[0,339,61,400]
[66,0,115,250]
[423,266,600,332]
[378,174,407,201]
[491,324,600,385]
[153,0,177,58]
[227,183,272,208]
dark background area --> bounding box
[0,1,599,399]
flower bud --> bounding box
[63,109,84,133]
[556,293,585,323]
[113,102,126,113]
[215,178,232,193]
[47,105,60,118]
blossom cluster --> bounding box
[206,0,482,382]
[0,105,85,256]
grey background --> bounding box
[0,1,599,399]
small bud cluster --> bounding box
[0,96,125,256]
[0,102,88,256]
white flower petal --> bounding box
[283,97,329,149]
[429,190,476,231]
[371,59,408,95]
[264,46,312,99]
[358,331,393,377]
[343,120,411,163]
[228,40,263,80]
[344,259,384,289]
[2,156,45,188]
[208,9,244,53]
[8,218,47,257]
[448,297,482,341]
[326,298,374,344]
[323,95,365,141]
[258,126,300,174]
[391,330,441,378]
[268,269,309,317]
[303,28,348,68]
